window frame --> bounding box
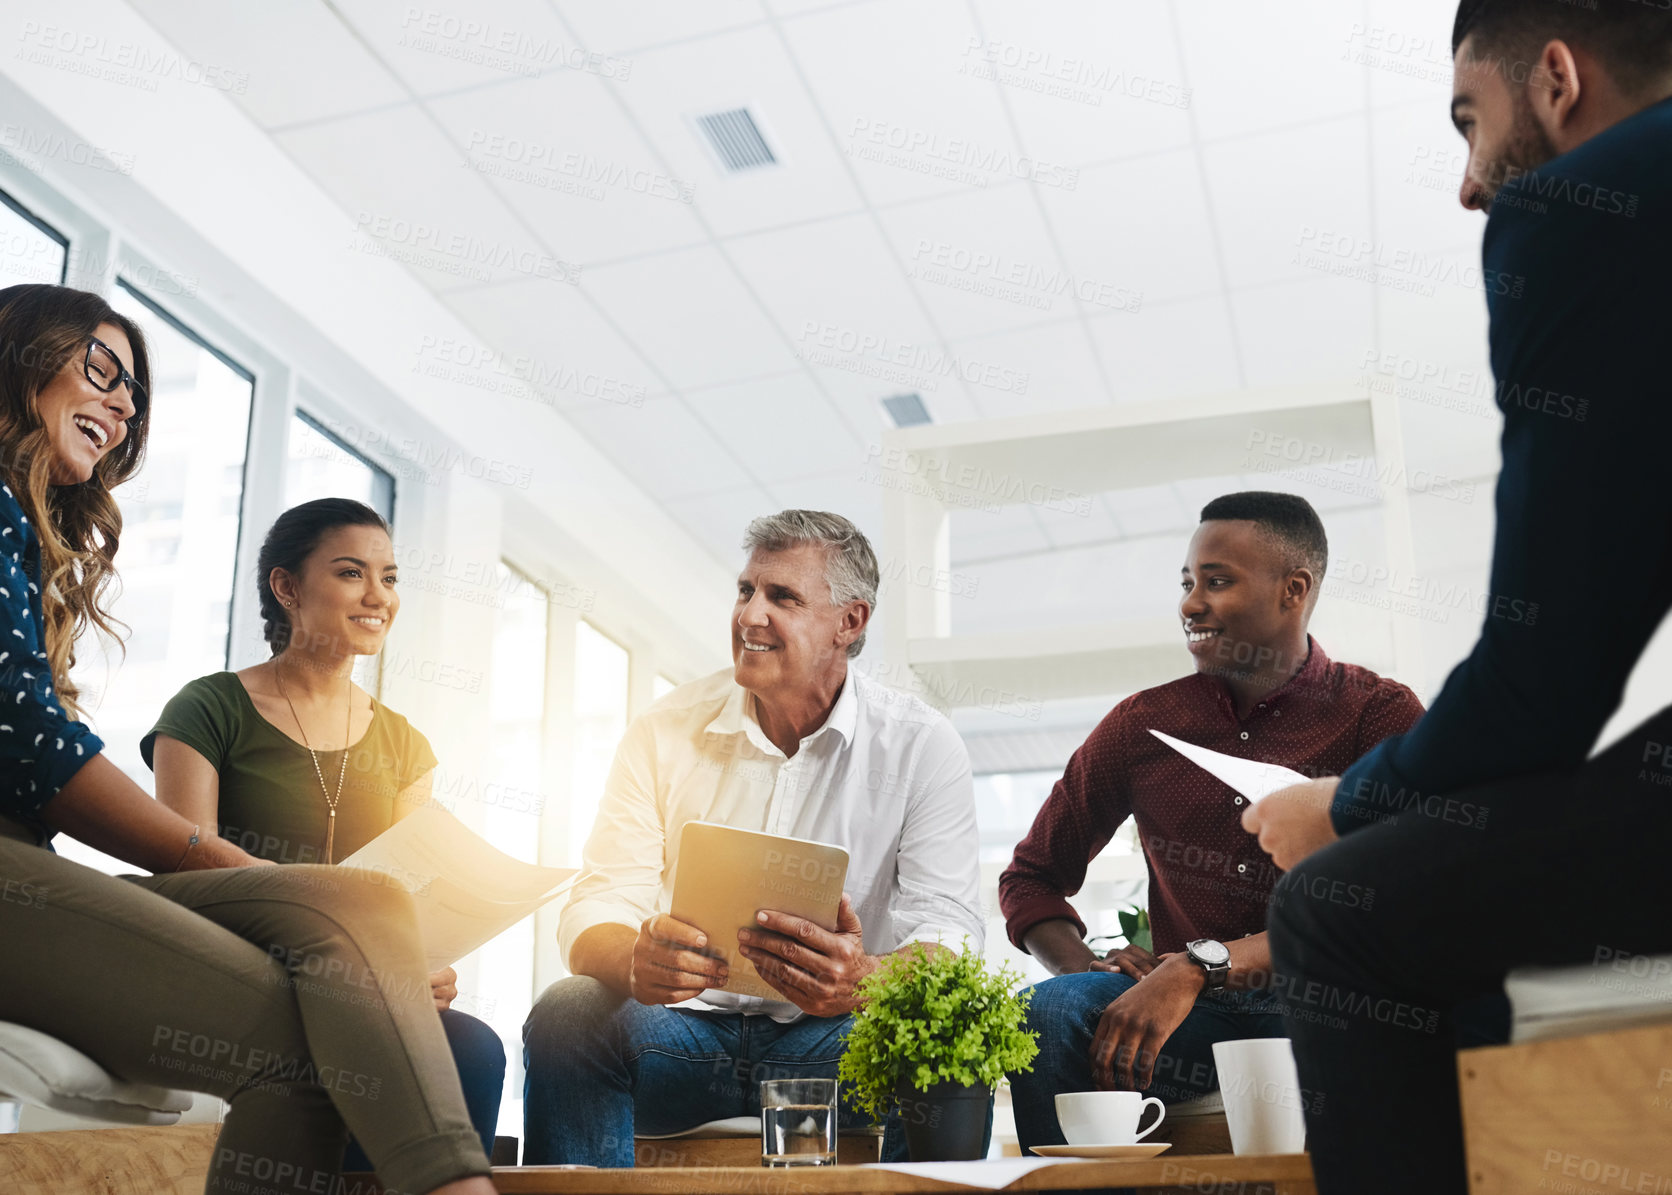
[0,184,69,285]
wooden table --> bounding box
[494,1153,1316,1194]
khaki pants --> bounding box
[0,819,489,1195]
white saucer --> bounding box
[1029,1142,1172,1159]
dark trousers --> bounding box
[1267,703,1672,1194]
[343,1008,505,1170]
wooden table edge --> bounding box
[492,1153,1314,1193]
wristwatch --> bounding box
[1184,938,1231,991]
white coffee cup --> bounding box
[1212,1038,1307,1155]
[1054,1091,1166,1146]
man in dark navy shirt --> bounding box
[1244,3,1672,1192]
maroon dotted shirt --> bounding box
[999,637,1426,957]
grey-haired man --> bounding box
[523,510,984,1166]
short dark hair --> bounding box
[1198,491,1328,584]
[257,498,390,653]
[1453,0,1672,96]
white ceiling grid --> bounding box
[127,0,1492,586]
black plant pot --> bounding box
[895,1079,993,1162]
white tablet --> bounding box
[669,821,850,1000]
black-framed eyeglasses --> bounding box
[85,335,147,421]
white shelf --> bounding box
[910,617,1186,705]
[880,384,1375,505]
[881,382,1416,708]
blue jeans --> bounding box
[1009,972,1288,1151]
[343,1008,505,1170]
[522,977,913,1166]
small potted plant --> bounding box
[838,942,1040,1162]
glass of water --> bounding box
[759,1078,838,1167]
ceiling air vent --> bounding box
[695,107,777,172]
[881,393,932,428]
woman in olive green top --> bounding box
[145,498,505,1166]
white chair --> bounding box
[0,1021,193,1128]
[1455,955,1672,1193]
[1504,953,1672,1042]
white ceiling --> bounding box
[128,0,1499,582]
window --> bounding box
[58,282,253,876]
[571,622,629,866]
[0,188,67,289]
[973,770,1145,984]
[467,562,550,1136]
[286,412,394,519]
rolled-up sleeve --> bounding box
[998,709,1129,952]
[556,715,666,968]
[890,719,984,953]
[0,490,102,824]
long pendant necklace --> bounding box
[275,660,353,864]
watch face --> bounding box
[1190,939,1231,966]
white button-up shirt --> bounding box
[558,665,984,1020]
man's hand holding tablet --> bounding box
[628,913,730,1005]
[737,893,879,1017]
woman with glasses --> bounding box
[0,284,497,1195]
[147,497,507,1169]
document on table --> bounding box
[864,1158,1071,1188]
[338,805,576,971]
[1148,728,1310,803]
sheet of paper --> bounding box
[863,1157,1071,1189]
[1148,728,1310,803]
[338,805,576,971]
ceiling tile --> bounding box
[950,504,1052,564]
[560,0,768,59]
[331,0,580,96]
[1201,116,1373,290]
[1107,482,1193,540]
[566,395,753,501]
[1035,496,1122,550]
[767,469,884,544]
[727,213,943,367]
[427,71,708,263]
[965,0,1195,168]
[277,105,556,291]
[591,26,868,239]
[800,360,983,436]
[874,185,1078,341]
[1089,293,1242,402]
[1229,275,1374,390]
[1173,0,1365,142]
[1363,0,1460,109]
[128,0,407,129]
[1040,147,1220,307]
[578,244,802,389]
[440,275,663,413]
[944,319,1109,417]
[669,483,780,568]
[684,373,867,484]
[782,0,1039,206]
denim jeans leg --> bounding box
[1010,972,1289,1152]
[521,977,742,1166]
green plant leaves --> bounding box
[837,941,1041,1122]
[1117,906,1153,953]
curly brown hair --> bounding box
[0,284,151,719]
